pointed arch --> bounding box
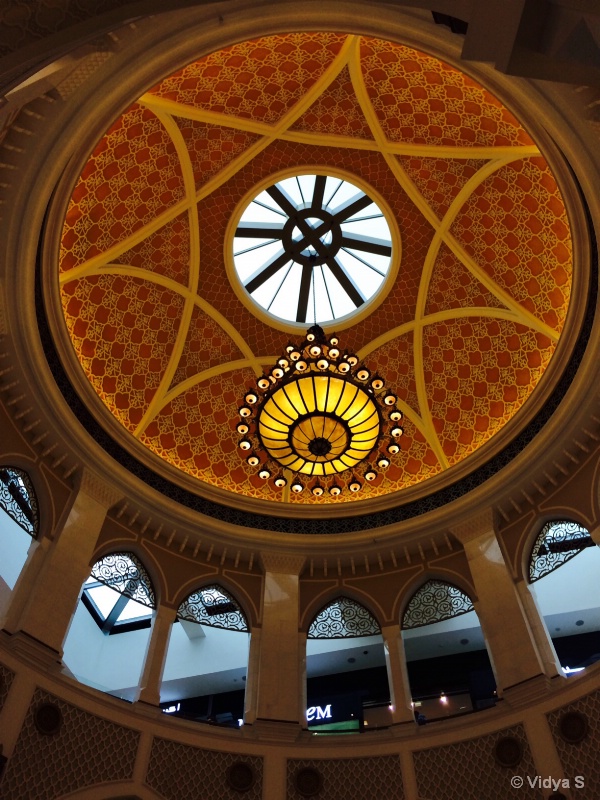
[0,466,39,537]
[177,583,248,632]
[308,596,381,638]
[402,579,474,630]
[90,551,156,609]
[528,519,594,583]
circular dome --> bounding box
[56,32,574,510]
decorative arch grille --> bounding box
[177,585,248,631]
[0,466,38,536]
[90,552,155,608]
[308,597,380,638]
[402,580,474,630]
[529,520,594,583]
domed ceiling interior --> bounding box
[58,32,572,506]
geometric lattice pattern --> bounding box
[0,662,15,712]
[90,551,155,608]
[59,33,572,506]
[177,584,248,631]
[414,724,542,800]
[547,691,600,797]
[402,580,474,629]
[308,597,381,638]
[286,755,404,800]
[0,689,139,799]
[529,519,592,582]
[146,737,262,800]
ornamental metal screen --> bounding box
[529,520,594,583]
[308,597,380,638]
[402,580,474,630]
[90,552,155,608]
[177,585,248,631]
[0,467,38,536]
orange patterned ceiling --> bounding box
[58,32,572,506]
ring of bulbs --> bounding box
[236,326,404,497]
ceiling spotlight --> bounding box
[357,368,370,381]
[245,392,258,405]
[291,481,304,493]
[388,443,400,455]
[239,439,252,451]
[317,358,329,370]
[365,470,377,481]
[329,484,341,496]
[246,454,260,467]
[390,410,402,421]
[274,476,287,488]
[349,479,362,492]
[259,468,271,480]
[257,377,270,390]
[384,393,397,406]
[312,484,324,496]
[378,457,390,469]
[239,406,251,418]
[236,422,249,435]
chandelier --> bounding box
[236,326,403,496]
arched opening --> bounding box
[306,597,389,732]
[62,552,155,699]
[160,584,250,727]
[528,519,600,673]
[0,467,39,612]
[402,580,496,722]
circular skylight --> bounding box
[232,174,394,327]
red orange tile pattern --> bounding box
[360,38,534,148]
[450,158,572,332]
[170,306,244,388]
[139,369,276,500]
[116,212,190,287]
[149,34,347,124]
[425,244,505,317]
[58,33,573,506]
[397,156,486,220]
[423,318,554,464]
[173,118,262,190]
[290,66,374,139]
[60,104,185,271]
[61,275,184,431]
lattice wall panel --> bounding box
[0,689,139,799]
[547,690,600,796]
[286,755,404,800]
[413,724,542,800]
[146,737,263,800]
[0,662,15,711]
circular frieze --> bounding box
[558,711,589,743]
[34,702,63,736]
[226,762,256,792]
[231,173,394,328]
[493,736,523,768]
[294,767,323,796]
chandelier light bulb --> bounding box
[329,337,339,346]
[259,468,271,480]
[329,347,340,359]
[290,350,301,361]
[239,439,252,451]
[347,355,358,367]
[278,358,289,368]
[371,377,384,390]
[329,484,341,496]
[245,392,258,405]
[388,443,400,455]
[286,344,295,353]
[306,332,315,342]
[257,377,270,390]
[312,484,324,496]
[365,469,377,481]
[338,361,350,373]
[236,422,249,435]
[390,410,402,421]
[349,479,362,492]
[357,368,370,381]
[384,393,397,406]
[391,426,403,438]
[272,367,284,379]
[239,406,251,418]
[247,454,260,467]
[378,457,390,469]
[291,481,304,493]
[317,358,329,371]
[274,476,287,488]
[296,360,308,371]
[309,345,322,356]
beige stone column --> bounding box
[253,553,305,729]
[451,510,557,703]
[0,535,51,630]
[381,624,416,724]
[2,469,121,656]
[516,579,563,677]
[137,604,177,706]
[243,626,261,724]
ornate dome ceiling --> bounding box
[57,32,573,508]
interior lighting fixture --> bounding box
[235,325,404,495]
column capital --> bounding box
[78,467,123,510]
[450,507,497,545]
[260,552,306,575]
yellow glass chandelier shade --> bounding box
[257,375,381,477]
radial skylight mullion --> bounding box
[339,247,387,277]
[234,238,281,258]
[325,256,365,308]
[267,262,295,312]
[245,250,291,294]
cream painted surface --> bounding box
[138,605,178,705]
[382,625,416,724]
